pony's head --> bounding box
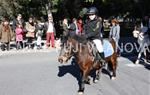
[58,37,75,63]
[58,35,87,63]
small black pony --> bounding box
[58,35,117,94]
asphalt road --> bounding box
[0,49,149,95]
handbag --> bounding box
[26,32,34,37]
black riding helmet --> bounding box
[87,7,98,15]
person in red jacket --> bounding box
[77,18,83,35]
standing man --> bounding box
[13,14,24,32]
[83,7,105,63]
[46,16,55,48]
[12,14,25,49]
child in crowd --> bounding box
[36,20,44,49]
[15,23,23,50]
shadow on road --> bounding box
[139,61,150,70]
[57,63,81,82]
[144,63,150,70]
[57,58,81,84]
[57,59,82,90]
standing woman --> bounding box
[115,19,121,54]
[0,17,14,51]
[25,17,36,49]
[109,18,120,52]
[69,18,79,36]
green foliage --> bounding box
[0,0,150,19]
[79,8,88,17]
[51,0,59,6]
[85,0,94,3]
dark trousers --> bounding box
[16,41,23,50]
[27,37,34,49]
[1,42,10,51]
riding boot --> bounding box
[99,52,106,66]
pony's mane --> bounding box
[60,34,88,44]
[71,35,87,44]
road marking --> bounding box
[0,48,59,54]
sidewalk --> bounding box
[0,40,61,55]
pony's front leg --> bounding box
[111,69,116,80]
[93,68,102,83]
[78,69,90,95]
[78,71,85,95]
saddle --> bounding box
[87,39,114,61]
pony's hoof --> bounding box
[78,92,84,95]
[111,77,116,80]
[84,79,91,85]
[84,81,90,85]
[135,60,139,64]
[93,79,99,83]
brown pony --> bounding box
[58,35,117,94]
